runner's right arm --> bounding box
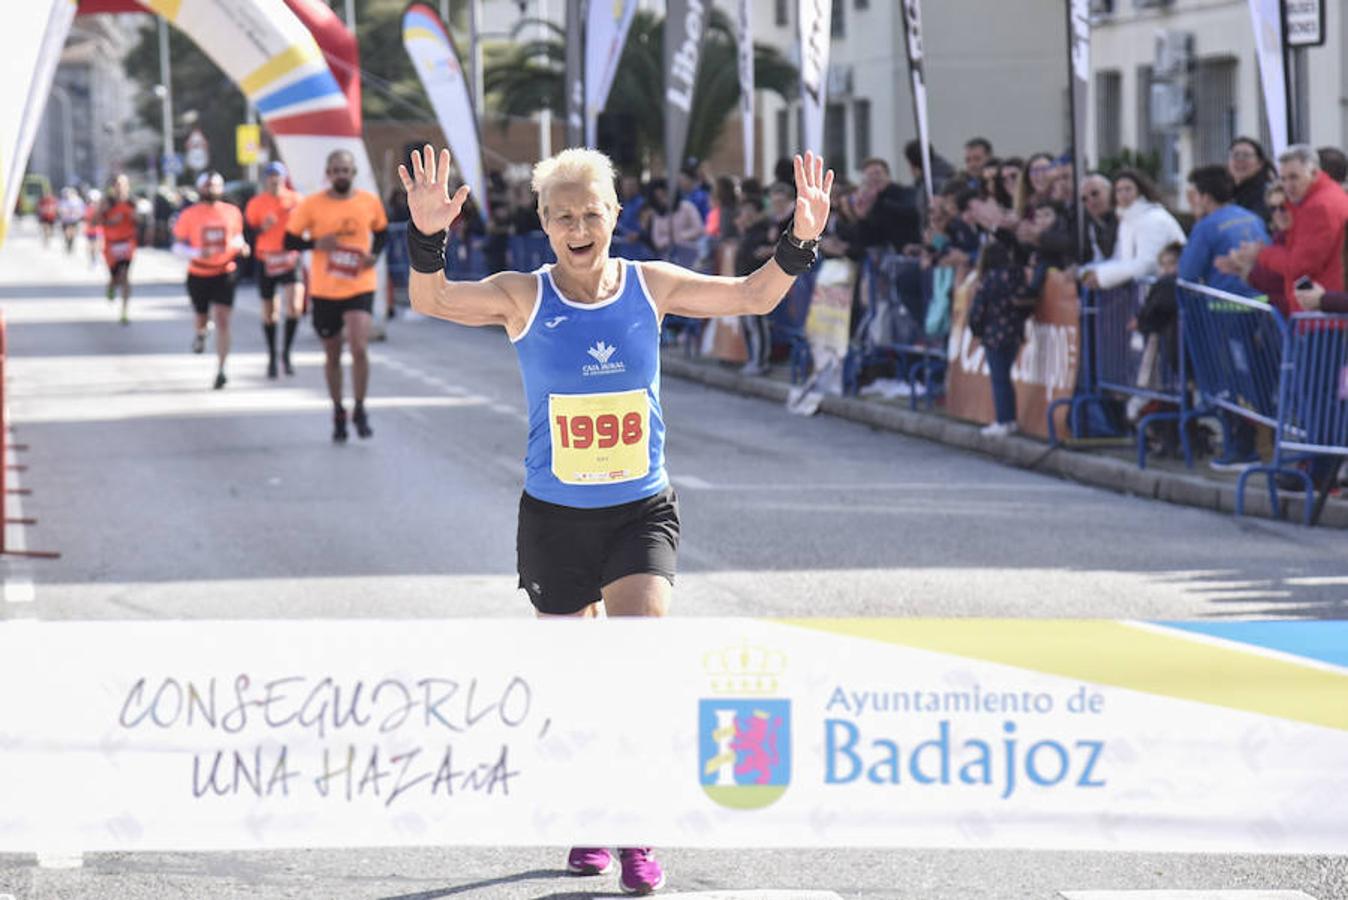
[400,144,533,334]
[408,269,533,332]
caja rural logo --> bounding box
[698,641,790,809]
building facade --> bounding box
[29,14,151,191]
[1088,0,1344,196]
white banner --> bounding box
[0,0,75,247]
[797,0,832,156]
[585,0,638,148]
[737,0,755,177]
[1,618,1345,853]
[403,3,487,224]
[1248,0,1289,157]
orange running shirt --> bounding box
[174,201,244,277]
[100,201,138,266]
[286,190,388,299]
[245,188,301,254]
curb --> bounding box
[661,353,1348,529]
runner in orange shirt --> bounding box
[245,161,304,378]
[173,171,248,389]
[285,149,389,442]
[98,175,139,325]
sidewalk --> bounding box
[661,352,1348,529]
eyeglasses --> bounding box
[1029,164,1054,174]
[1082,189,1103,199]
[1269,203,1288,212]
[1229,150,1258,161]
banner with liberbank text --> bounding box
[0,618,1344,852]
[664,0,707,192]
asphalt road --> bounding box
[0,223,1344,899]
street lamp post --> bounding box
[48,85,76,188]
[538,0,551,159]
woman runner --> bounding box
[399,144,832,895]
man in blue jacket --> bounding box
[1180,165,1268,296]
[1179,165,1270,470]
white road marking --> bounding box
[1060,891,1318,899]
[661,893,843,899]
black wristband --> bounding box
[407,221,448,274]
[773,230,818,276]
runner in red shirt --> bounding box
[173,171,248,389]
[37,192,58,248]
[99,175,139,324]
[244,161,304,378]
[83,189,102,268]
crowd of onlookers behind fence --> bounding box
[28,128,1348,502]
[409,133,1345,497]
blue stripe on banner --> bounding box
[403,9,446,40]
[254,70,343,116]
[1156,620,1348,670]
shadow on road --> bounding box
[377,867,583,898]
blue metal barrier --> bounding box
[846,250,947,409]
[1046,280,1198,468]
[386,221,410,290]
[506,232,555,272]
[1241,309,1348,524]
[442,235,489,281]
[1176,282,1316,522]
[771,267,816,384]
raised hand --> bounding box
[791,151,835,242]
[397,144,471,235]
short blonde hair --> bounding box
[531,148,618,219]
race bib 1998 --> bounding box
[548,389,650,485]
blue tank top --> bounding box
[511,259,668,508]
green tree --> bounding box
[484,8,797,171]
[123,20,247,182]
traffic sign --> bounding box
[236,124,261,165]
[185,128,210,172]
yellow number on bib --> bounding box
[548,389,650,485]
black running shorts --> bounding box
[311,292,374,339]
[109,260,130,280]
[517,486,680,615]
[187,273,236,315]
[257,266,299,300]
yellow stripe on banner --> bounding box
[404,26,441,43]
[240,43,322,97]
[142,0,182,20]
[782,619,1348,733]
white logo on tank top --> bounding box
[583,340,625,376]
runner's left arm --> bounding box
[647,152,833,319]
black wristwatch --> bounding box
[783,230,820,253]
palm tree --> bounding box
[484,8,797,170]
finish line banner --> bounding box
[0,618,1344,853]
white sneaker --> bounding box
[980,421,1018,437]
